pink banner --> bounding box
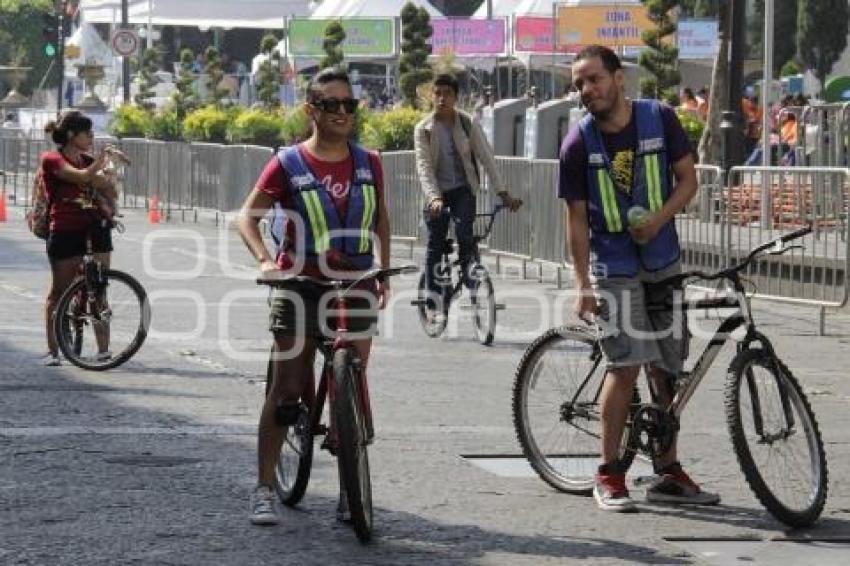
[515,16,572,53]
[430,18,506,56]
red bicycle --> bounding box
[257,265,416,542]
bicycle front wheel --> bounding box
[726,348,828,527]
[470,266,496,346]
[513,327,638,494]
[416,273,447,338]
[265,349,314,507]
[54,269,150,371]
[333,348,372,543]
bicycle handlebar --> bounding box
[256,265,419,290]
[660,224,812,287]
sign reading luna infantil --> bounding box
[430,18,507,56]
[288,19,394,57]
[555,4,654,51]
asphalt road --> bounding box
[1,209,849,565]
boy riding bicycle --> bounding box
[413,74,522,319]
[238,68,391,526]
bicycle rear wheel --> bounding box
[265,349,314,507]
[470,266,496,346]
[726,348,828,527]
[333,348,372,543]
[513,327,639,494]
[54,269,150,371]
[416,273,448,338]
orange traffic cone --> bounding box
[0,190,7,223]
[148,195,160,224]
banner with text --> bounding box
[289,19,394,57]
[515,16,572,54]
[677,19,719,59]
[430,18,507,56]
[555,4,653,51]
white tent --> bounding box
[65,23,115,67]
[473,0,640,18]
[309,0,441,18]
[80,0,312,29]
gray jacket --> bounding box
[413,109,506,203]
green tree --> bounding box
[170,48,198,118]
[679,0,719,17]
[256,34,281,108]
[399,2,433,109]
[320,21,346,70]
[0,0,60,93]
[639,0,680,101]
[203,46,229,105]
[798,0,849,93]
[134,46,162,110]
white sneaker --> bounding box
[249,485,279,526]
[95,351,112,362]
[42,353,61,367]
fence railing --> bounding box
[3,132,849,315]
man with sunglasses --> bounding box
[414,74,522,320]
[238,67,391,526]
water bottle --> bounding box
[627,205,649,245]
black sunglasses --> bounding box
[311,97,359,114]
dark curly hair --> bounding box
[44,110,93,147]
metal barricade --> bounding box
[677,165,728,273]
[381,151,422,240]
[488,156,533,258]
[726,166,850,308]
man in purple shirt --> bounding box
[559,45,719,512]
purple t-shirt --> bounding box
[558,102,691,202]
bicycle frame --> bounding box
[435,205,503,303]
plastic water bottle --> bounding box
[627,205,649,245]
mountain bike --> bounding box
[258,265,417,543]
[411,203,504,345]
[53,223,151,371]
[512,226,828,527]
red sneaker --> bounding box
[594,470,637,512]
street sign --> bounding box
[111,29,139,58]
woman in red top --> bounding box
[41,111,115,366]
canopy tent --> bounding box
[65,22,115,67]
[473,0,640,18]
[309,0,441,18]
[80,0,312,29]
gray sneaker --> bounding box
[645,463,721,505]
[42,353,61,367]
[250,485,279,525]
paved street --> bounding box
[1,208,849,565]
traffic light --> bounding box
[42,12,59,58]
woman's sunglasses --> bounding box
[311,97,359,114]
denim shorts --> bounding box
[594,263,688,375]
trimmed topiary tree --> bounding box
[320,21,346,70]
[639,0,680,101]
[256,34,282,108]
[399,2,433,109]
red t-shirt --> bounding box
[40,151,99,233]
[256,144,385,277]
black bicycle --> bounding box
[513,226,827,527]
[412,204,504,345]
[53,224,151,371]
[258,265,417,543]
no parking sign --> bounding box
[111,29,139,58]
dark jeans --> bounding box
[425,186,476,305]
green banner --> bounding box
[288,19,395,57]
